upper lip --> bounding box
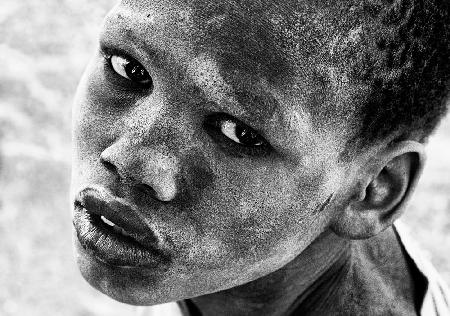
[75,185,161,250]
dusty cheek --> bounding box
[222,188,331,270]
[189,171,319,263]
[180,209,327,289]
[186,204,308,269]
[225,208,320,262]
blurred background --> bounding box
[0,1,449,315]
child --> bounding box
[71,0,450,314]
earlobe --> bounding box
[331,141,426,240]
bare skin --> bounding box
[72,1,427,315]
[184,228,425,316]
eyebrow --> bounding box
[100,7,185,73]
[100,30,167,73]
[233,87,280,129]
[187,54,281,131]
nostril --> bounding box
[100,157,118,174]
[137,183,158,199]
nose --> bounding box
[100,138,180,202]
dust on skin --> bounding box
[187,53,240,114]
[112,0,367,141]
[71,0,422,313]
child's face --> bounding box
[72,0,356,305]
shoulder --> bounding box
[135,302,183,316]
[394,222,450,316]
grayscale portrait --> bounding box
[1,0,449,315]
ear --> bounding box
[330,141,426,239]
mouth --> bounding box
[73,186,171,268]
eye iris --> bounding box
[125,61,149,82]
[236,125,261,145]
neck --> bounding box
[179,230,352,316]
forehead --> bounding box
[102,0,365,156]
[117,0,342,68]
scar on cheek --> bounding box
[312,193,334,215]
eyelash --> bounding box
[204,113,271,157]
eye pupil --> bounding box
[236,125,260,145]
[125,62,149,82]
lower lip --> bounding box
[73,205,169,268]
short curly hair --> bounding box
[333,0,450,147]
[190,0,449,149]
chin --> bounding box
[73,235,178,306]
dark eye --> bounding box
[109,55,152,87]
[219,119,264,146]
[204,114,271,157]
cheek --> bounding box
[185,157,330,269]
[72,53,141,151]
[71,60,134,188]
[73,63,111,155]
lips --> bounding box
[73,186,171,268]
